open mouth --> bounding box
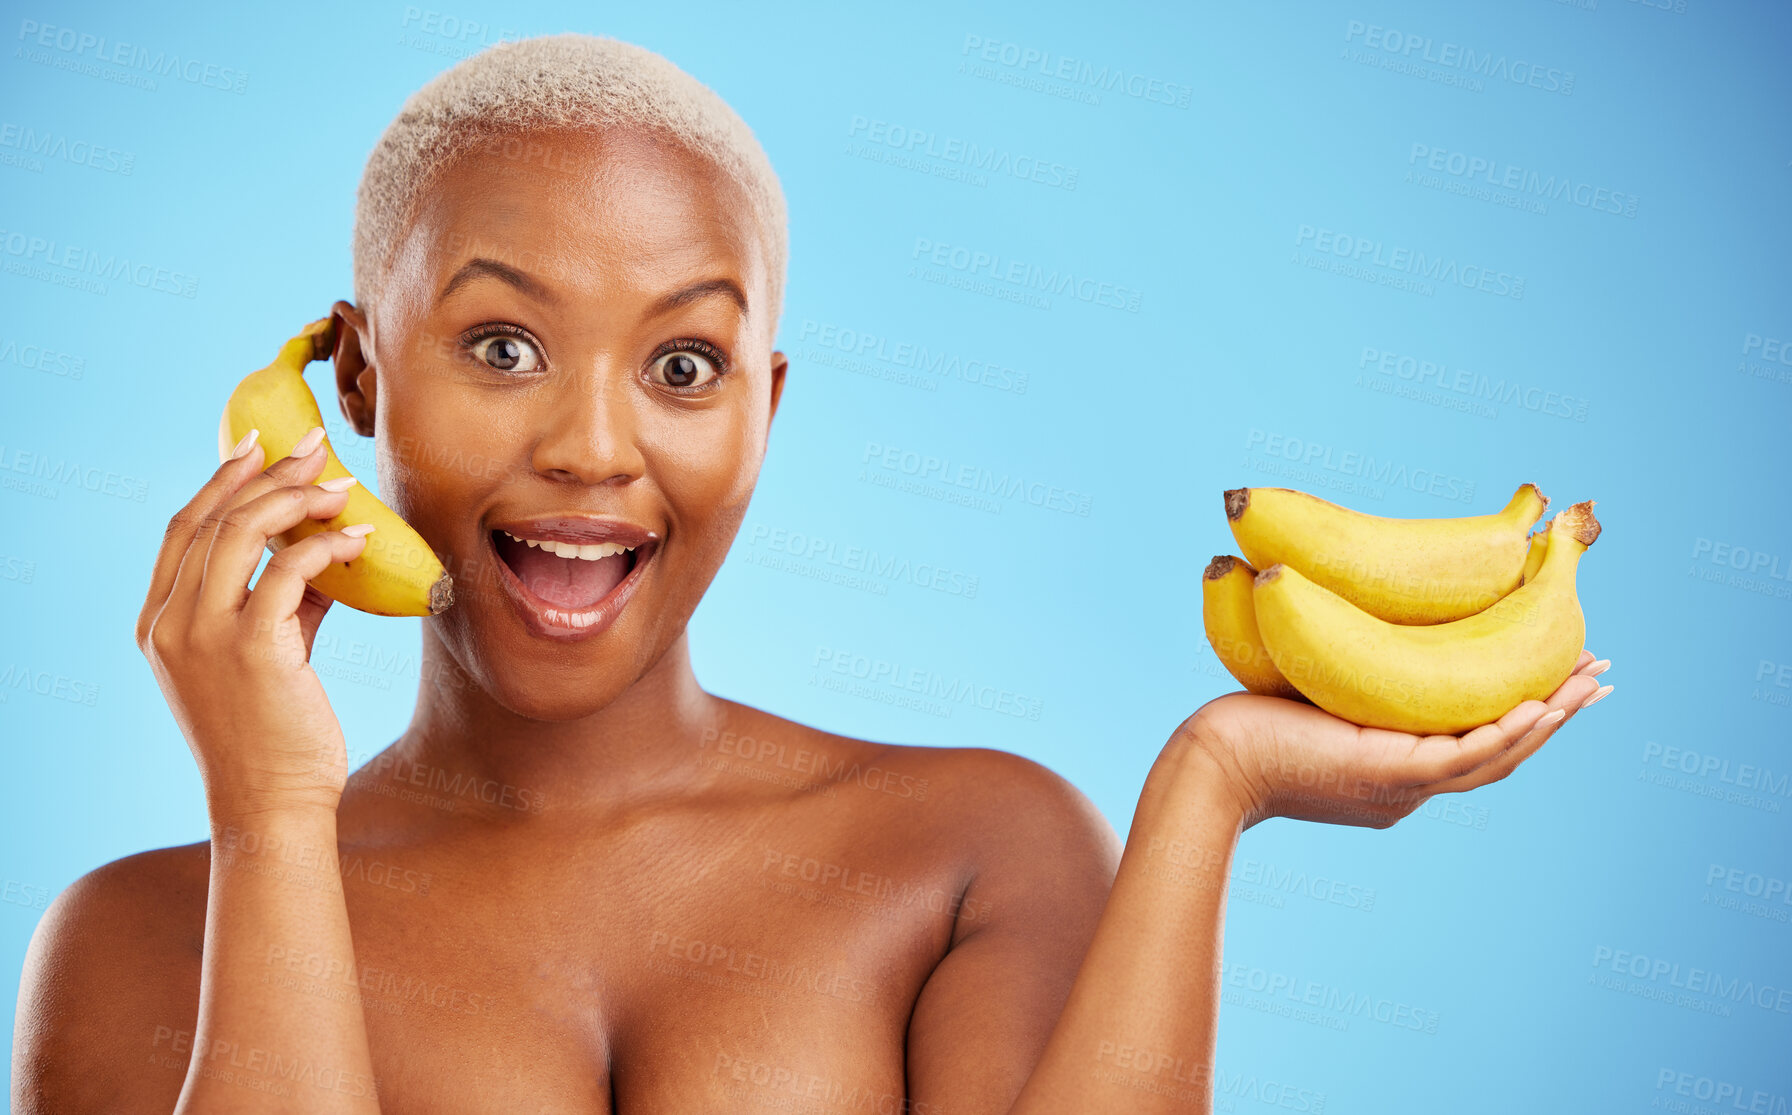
[489,528,657,632]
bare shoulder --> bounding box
[720,700,1121,889]
[13,843,207,1114]
[895,743,1124,894]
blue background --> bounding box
[4,0,1790,1109]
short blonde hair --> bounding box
[352,32,788,336]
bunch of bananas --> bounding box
[218,317,453,617]
[1201,483,1600,735]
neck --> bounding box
[388,625,729,815]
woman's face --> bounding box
[341,124,785,720]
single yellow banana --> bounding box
[1250,501,1600,735]
[1224,483,1548,624]
[218,317,453,617]
[1202,556,1304,700]
[1520,529,1548,584]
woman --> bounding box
[13,33,1610,1114]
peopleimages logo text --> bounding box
[848,117,1078,190]
[0,123,135,175]
[1295,225,1524,300]
[863,441,1094,517]
[1360,347,1588,421]
[1408,143,1637,218]
[1344,21,1574,95]
[959,34,1192,108]
[797,320,1028,395]
[0,228,198,298]
[1245,429,1476,503]
[912,238,1142,312]
[16,19,248,93]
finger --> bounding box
[137,434,268,647]
[194,480,358,617]
[1425,672,1602,793]
[164,429,330,620]
[296,583,335,658]
[1397,697,1552,784]
[1548,664,1605,709]
[1428,711,1564,794]
[1572,650,1613,678]
[200,428,336,549]
[242,525,375,643]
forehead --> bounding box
[389,124,766,318]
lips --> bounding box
[487,516,658,548]
[484,516,660,642]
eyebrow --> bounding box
[646,277,749,320]
[438,258,557,306]
[437,258,748,319]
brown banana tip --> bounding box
[428,572,455,614]
[309,317,339,362]
[1224,488,1250,521]
[1559,499,1601,546]
[1520,481,1549,516]
[1204,555,1239,580]
[1253,563,1283,587]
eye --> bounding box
[648,344,725,392]
[465,327,541,373]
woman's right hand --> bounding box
[135,425,375,820]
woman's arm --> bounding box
[181,806,382,1113]
[908,655,1608,1115]
[157,434,385,1115]
[15,429,384,1114]
[12,811,381,1115]
[1006,738,1248,1114]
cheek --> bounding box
[371,368,512,523]
[642,404,764,518]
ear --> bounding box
[767,349,788,427]
[331,299,377,437]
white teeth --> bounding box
[501,530,636,561]
[544,607,600,627]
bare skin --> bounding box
[11,123,1611,1114]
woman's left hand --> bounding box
[1173,650,1613,830]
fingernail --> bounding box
[228,427,260,460]
[293,425,326,458]
[1587,659,1612,677]
[316,476,358,493]
[340,523,376,538]
[1582,684,1614,709]
[1535,708,1567,729]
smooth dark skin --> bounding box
[13,123,1608,1113]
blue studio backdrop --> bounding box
[3,0,1790,1109]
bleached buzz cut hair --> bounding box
[351,32,788,336]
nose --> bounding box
[527,365,647,486]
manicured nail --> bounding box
[316,476,358,492]
[293,425,326,458]
[340,523,376,538]
[228,427,260,460]
[1587,659,1611,677]
[1582,684,1614,709]
[1535,708,1567,730]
